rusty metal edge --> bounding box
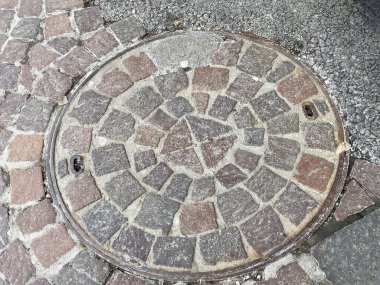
[45,30,350,283]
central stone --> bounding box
[47,31,347,281]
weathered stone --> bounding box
[148,109,177,131]
[234,149,260,172]
[208,95,237,121]
[244,127,265,146]
[191,92,209,114]
[57,159,68,178]
[238,44,277,77]
[0,64,20,90]
[55,265,97,285]
[69,90,111,124]
[61,126,92,153]
[267,113,299,135]
[143,162,173,190]
[245,166,287,202]
[0,206,9,250]
[16,199,57,235]
[0,39,29,63]
[250,90,290,122]
[303,122,337,151]
[135,193,180,234]
[70,251,110,284]
[0,10,14,33]
[28,44,59,70]
[261,262,314,285]
[217,188,259,225]
[294,153,334,192]
[16,97,55,132]
[192,67,229,91]
[110,16,146,44]
[153,237,196,268]
[97,69,133,97]
[0,240,35,285]
[107,271,149,285]
[18,0,42,17]
[31,225,75,268]
[234,107,256,129]
[186,115,232,141]
[113,226,154,261]
[19,65,35,90]
[227,73,263,102]
[277,70,318,104]
[125,86,163,119]
[201,135,236,167]
[180,202,218,235]
[334,180,375,221]
[48,37,78,54]
[0,129,12,156]
[104,171,145,210]
[166,96,194,118]
[134,125,164,147]
[215,164,247,189]
[191,177,215,201]
[274,183,318,225]
[45,0,83,13]
[134,150,157,172]
[199,227,247,265]
[165,173,192,201]
[11,18,40,40]
[265,137,301,171]
[212,40,242,66]
[74,7,103,34]
[7,135,43,162]
[240,207,286,254]
[98,110,135,141]
[165,148,204,174]
[84,29,119,58]
[10,168,45,205]
[311,208,380,284]
[44,13,74,39]
[62,173,101,211]
[161,119,193,154]
[267,61,295,83]
[92,144,130,176]
[123,52,157,81]
[350,159,380,198]
[154,69,189,99]
[82,201,125,244]
[56,47,97,77]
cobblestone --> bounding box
[123,52,157,81]
[61,126,92,154]
[208,95,237,121]
[215,164,247,189]
[44,13,74,39]
[0,206,9,250]
[211,40,242,66]
[148,109,177,131]
[28,44,59,71]
[161,119,192,154]
[0,39,29,64]
[70,251,110,284]
[265,137,300,171]
[98,110,135,140]
[74,7,103,34]
[179,202,218,235]
[201,135,236,167]
[0,10,14,33]
[267,113,299,135]
[186,116,231,141]
[125,86,163,119]
[110,16,146,44]
[243,127,265,146]
[48,37,78,54]
[45,0,83,13]
[18,0,42,17]
[227,72,263,102]
[0,129,12,156]
[97,69,133,98]
[143,162,173,190]
[16,98,55,132]
[350,159,380,198]
[250,90,290,122]
[92,144,130,176]
[166,96,194,118]
[154,70,189,99]
[234,149,260,172]
[10,168,45,205]
[165,173,192,201]
[11,18,40,40]
[192,67,229,91]
[238,44,277,77]
[0,64,20,90]
[56,47,98,77]
[303,122,337,151]
[191,92,209,114]
[190,177,215,201]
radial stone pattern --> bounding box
[48,32,347,281]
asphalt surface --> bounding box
[91,0,380,163]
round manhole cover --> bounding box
[47,31,348,281]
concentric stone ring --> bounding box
[47,31,348,281]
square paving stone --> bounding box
[274,182,318,225]
[0,64,20,90]
[245,166,287,202]
[265,137,301,171]
[11,18,40,40]
[98,110,135,141]
[16,98,55,132]
[215,164,247,189]
[192,67,229,91]
[142,162,173,190]
[303,122,337,151]
[84,29,119,59]
[18,0,43,17]
[217,188,259,225]
[208,95,237,121]
[82,201,125,244]
[134,150,157,172]
[267,113,299,135]
[212,40,242,66]
[199,227,247,265]
[186,116,232,142]
[180,202,218,235]
[135,193,180,234]
[243,127,265,146]
[56,46,98,77]
[44,12,74,38]
[266,61,295,83]
[55,264,98,285]
[123,52,157,81]
[70,251,110,284]
[104,171,145,210]
[134,125,164,147]
[97,69,133,97]
[28,44,59,71]
[234,149,261,172]
[61,126,92,154]
[238,44,277,77]
[250,90,290,122]
[0,39,29,63]
[69,90,111,125]
[154,69,189,99]
[92,144,130,176]
[10,167,45,205]
[165,173,192,201]
[48,37,78,54]
[166,96,194,118]
[113,225,155,262]
[234,107,256,129]
[148,109,177,131]
[153,237,196,269]
[226,73,263,102]
[110,16,146,44]
[125,86,163,119]
[240,206,286,254]
[190,177,215,201]
[0,93,28,115]
[7,135,43,163]
[74,6,103,34]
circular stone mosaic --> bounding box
[47,31,348,281]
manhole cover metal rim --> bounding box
[45,30,349,282]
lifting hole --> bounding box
[70,155,84,175]
[302,101,318,120]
